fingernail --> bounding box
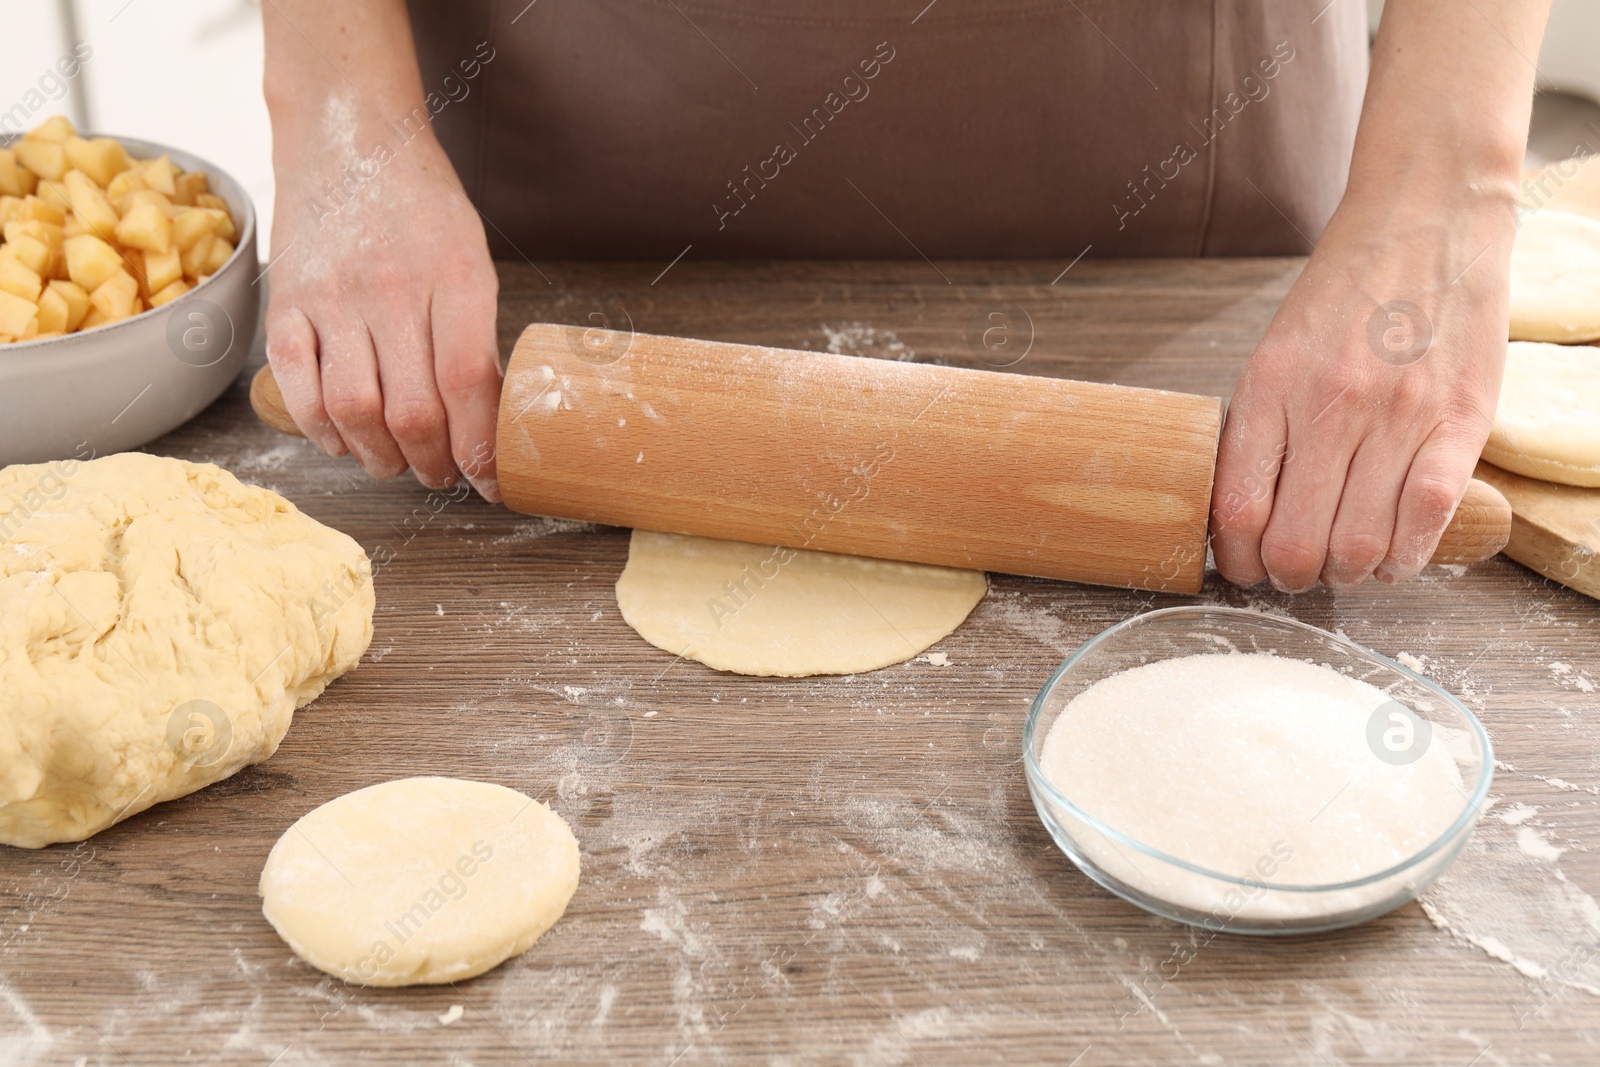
[475,476,502,504]
[1374,566,1397,584]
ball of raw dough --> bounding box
[259,777,581,986]
[1482,341,1600,486]
[0,452,373,848]
[1509,209,1600,343]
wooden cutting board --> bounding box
[1475,459,1600,598]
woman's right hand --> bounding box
[261,0,502,501]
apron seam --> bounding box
[476,0,497,212]
[1195,0,1220,256]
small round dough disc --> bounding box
[1482,341,1600,486]
[259,777,580,986]
[615,530,986,677]
[1509,210,1600,343]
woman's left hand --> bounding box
[1209,182,1516,591]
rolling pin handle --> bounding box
[250,365,304,438]
[1429,478,1512,566]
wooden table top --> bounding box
[4,259,1598,1066]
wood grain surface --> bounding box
[3,259,1598,1066]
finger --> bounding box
[1375,427,1480,584]
[431,276,503,503]
[319,318,408,479]
[1320,435,1407,589]
[264,303,346,456]
[1258,422,1359,594]
[371,311,459,490]
[1209,386,1288,587]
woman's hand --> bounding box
[1210,0,1550,590]
[261,0,502,501]
[1210,187,1515,590]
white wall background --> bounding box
[0,0,273,251]
[1366,0,1600,167]
[1366,0,1600,102]
[2,0,1597,267]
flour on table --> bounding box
[493,516,600,544]
[1395,651,1428,673]
[1516,826,1566,862]
[1421,810,1600,997]
[821,322,917,362]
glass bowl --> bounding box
[1022,606,1493,935]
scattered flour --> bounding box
[1516,826,1567,862]
[1420,816,1600,997]
[1496,802,1540,826]
[438,1004,464,1026]
[215,441,305,475]
[493,517,600,544]
[1534,775,1592,794]
[1395,651,1427,673]
[1547,661,1598,692]
[820,322,917,362]
[322,89,359,159]
[0,980,51,1064]
[983,591,1078,654]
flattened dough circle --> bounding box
[1482,341,1600,487]
[615,530,986,677]
[259,777,580,986]
[1509,209,1600,343]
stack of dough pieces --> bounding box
[1483,341,1600,487]
[1509,209,1600,343]
[1490,209,1600,487]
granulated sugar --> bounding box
[1039,653,1472,923]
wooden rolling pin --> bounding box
[251,324,1511,592]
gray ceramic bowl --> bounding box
[0,133,259,466]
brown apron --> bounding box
[406,0,1366,259]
